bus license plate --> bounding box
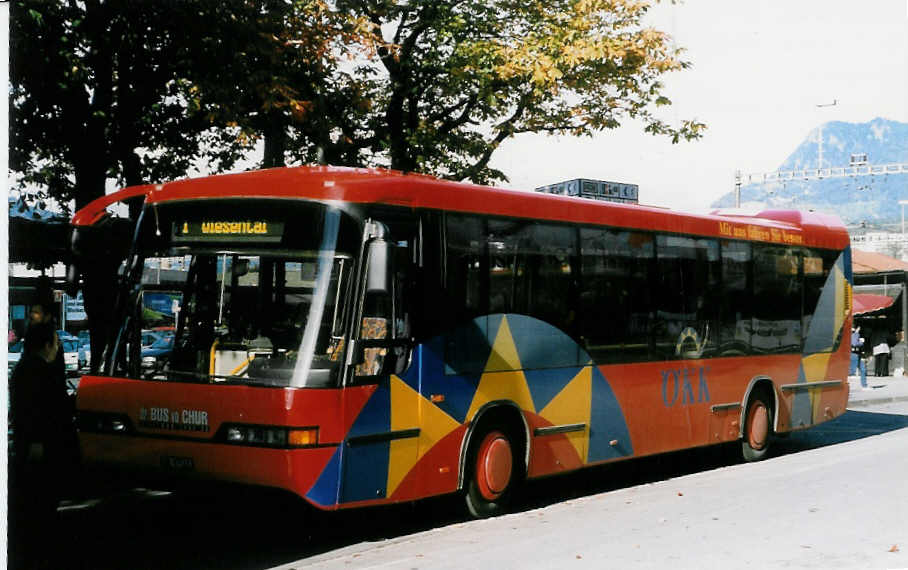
[161,456,194,471]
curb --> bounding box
[847,395,908,408]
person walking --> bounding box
[850,326,868,389]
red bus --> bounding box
[70,166,852,517]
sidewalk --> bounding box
[846,373,908,407]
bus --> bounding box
[70,166,852,517]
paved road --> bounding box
[52,400,908,569]
[277,405,908,570]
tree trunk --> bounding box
[262,116,288,168]
[386,76,415,173]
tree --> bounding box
[10,0,705,209]
[183,0,377,169]
[329,0,706,184]
[9,2,222,213]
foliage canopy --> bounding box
[10,0,704,209]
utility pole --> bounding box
[900,200,908,236]
[735,170,742,208]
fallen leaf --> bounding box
[677,492,684,496]
[576,555,582,559]
[889,544,899,553]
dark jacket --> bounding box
[10,350,72,466]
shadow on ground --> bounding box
[54,409,908,570]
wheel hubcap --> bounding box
[476,431,512,501]
[746,401,769,450]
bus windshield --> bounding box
[114,206,358,388]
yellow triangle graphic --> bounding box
[539,367,591,464]
[802,353,832,382]
[387,376,461,496]
[466,370,536,421]
[388,376,420,496]
[834,267,846,335]
[485,316,522,372]
[801,353,833,421]
[416,391,461,464]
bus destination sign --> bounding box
[172,220,285,243]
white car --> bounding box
[7,340,23,378]
[61,338,81,377]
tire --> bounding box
[464,424,520,518]
[741,390,773,462]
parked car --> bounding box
[61,338,81,377]
[8,332,81,380]
[76,331,92,369]
[141,333,174,372]
[141,330,163,349]
[7,340,24,378]
[58,329,78,341]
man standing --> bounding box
[8,320,71,568]
[850,326,868,390]
[8,283,78,569]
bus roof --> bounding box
[74,166,849,250]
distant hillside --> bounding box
[712,118,908,226]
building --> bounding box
[852,249,908,374]
[849,228,907,261]
[534,178,639,204]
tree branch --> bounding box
[453,98,528,182]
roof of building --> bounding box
[853,293,896,315]
[852,249,908,273]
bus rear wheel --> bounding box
[741,391,773,462]
[464,426,518,518]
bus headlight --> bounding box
[219,424,318,448]
[77,411,134,434]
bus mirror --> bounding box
[366,239,390,294]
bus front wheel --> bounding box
[464,426,518,518]
[741,390,773,462]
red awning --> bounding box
[853,293,895,315]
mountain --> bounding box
[711,118,908,226]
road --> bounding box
[55,401,908,570]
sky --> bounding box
[2,1,906,214]
[489,0,908,212]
